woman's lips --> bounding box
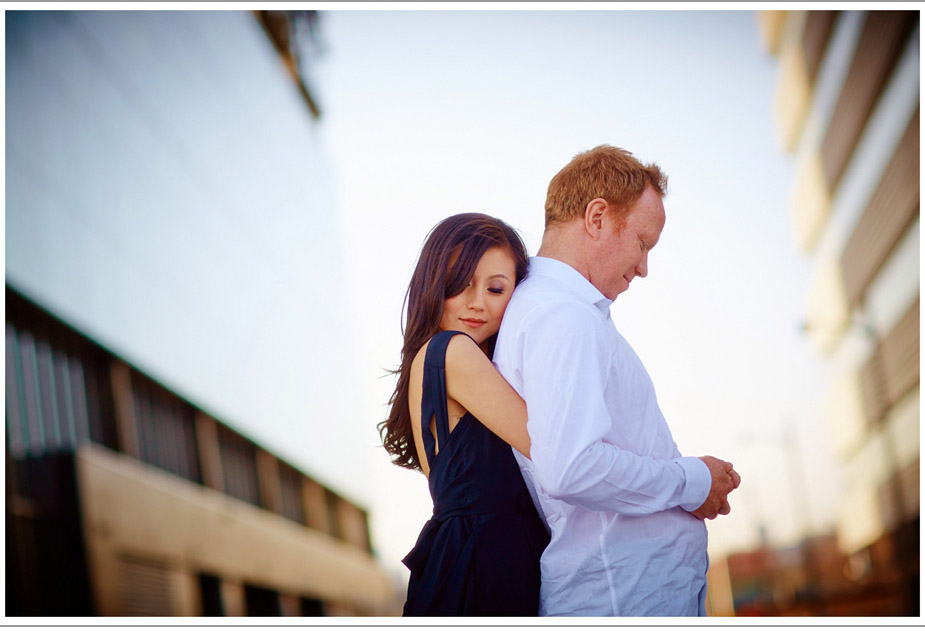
[460,318,486,328]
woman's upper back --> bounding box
[410,330,531,480]
[409,331,536,517]
[409,332,471,477]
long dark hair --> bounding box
[378,213,529,472]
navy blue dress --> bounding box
[402,331,549,616]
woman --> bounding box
[378,213,549,616]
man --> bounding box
[493,145,740,616]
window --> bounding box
[279,461,307,525]
[821,11,917,190]
[300,596,325,617]
[324,489,343,539]
[244,583,280,617]
[5,287,116,457]
[198,573,224,616]
[117,553,174,616]
[131,373,202,484]
[840,107,919,308]
[217,425,261,507]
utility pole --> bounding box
[781,419,824,615]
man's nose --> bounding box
[636,253,649,278]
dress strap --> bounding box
[420,331,472,465]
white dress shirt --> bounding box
[493,256,712,616]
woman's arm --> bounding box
[443,333,531,458]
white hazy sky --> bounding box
[312,7,842,581]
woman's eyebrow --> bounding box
[486,273,512,281]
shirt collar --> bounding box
[527,256,613,318]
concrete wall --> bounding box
[76,443,393,616]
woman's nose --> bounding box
[466,288,484,309]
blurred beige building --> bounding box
[758,10,919,615]
[6,289,394,617]
[5,10,399,617]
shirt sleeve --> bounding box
[521,302,710,516]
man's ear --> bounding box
[583,198,610,238]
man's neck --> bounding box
[537,223,590,281]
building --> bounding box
[757,10,919,615]
[5,10,398,616]
[707,533,900,617]
[6,288,395,616]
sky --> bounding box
[312,8,843,581]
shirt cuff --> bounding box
[674,456,712,512]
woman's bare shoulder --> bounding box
[444,332,488,372]
[411,332,481,370]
